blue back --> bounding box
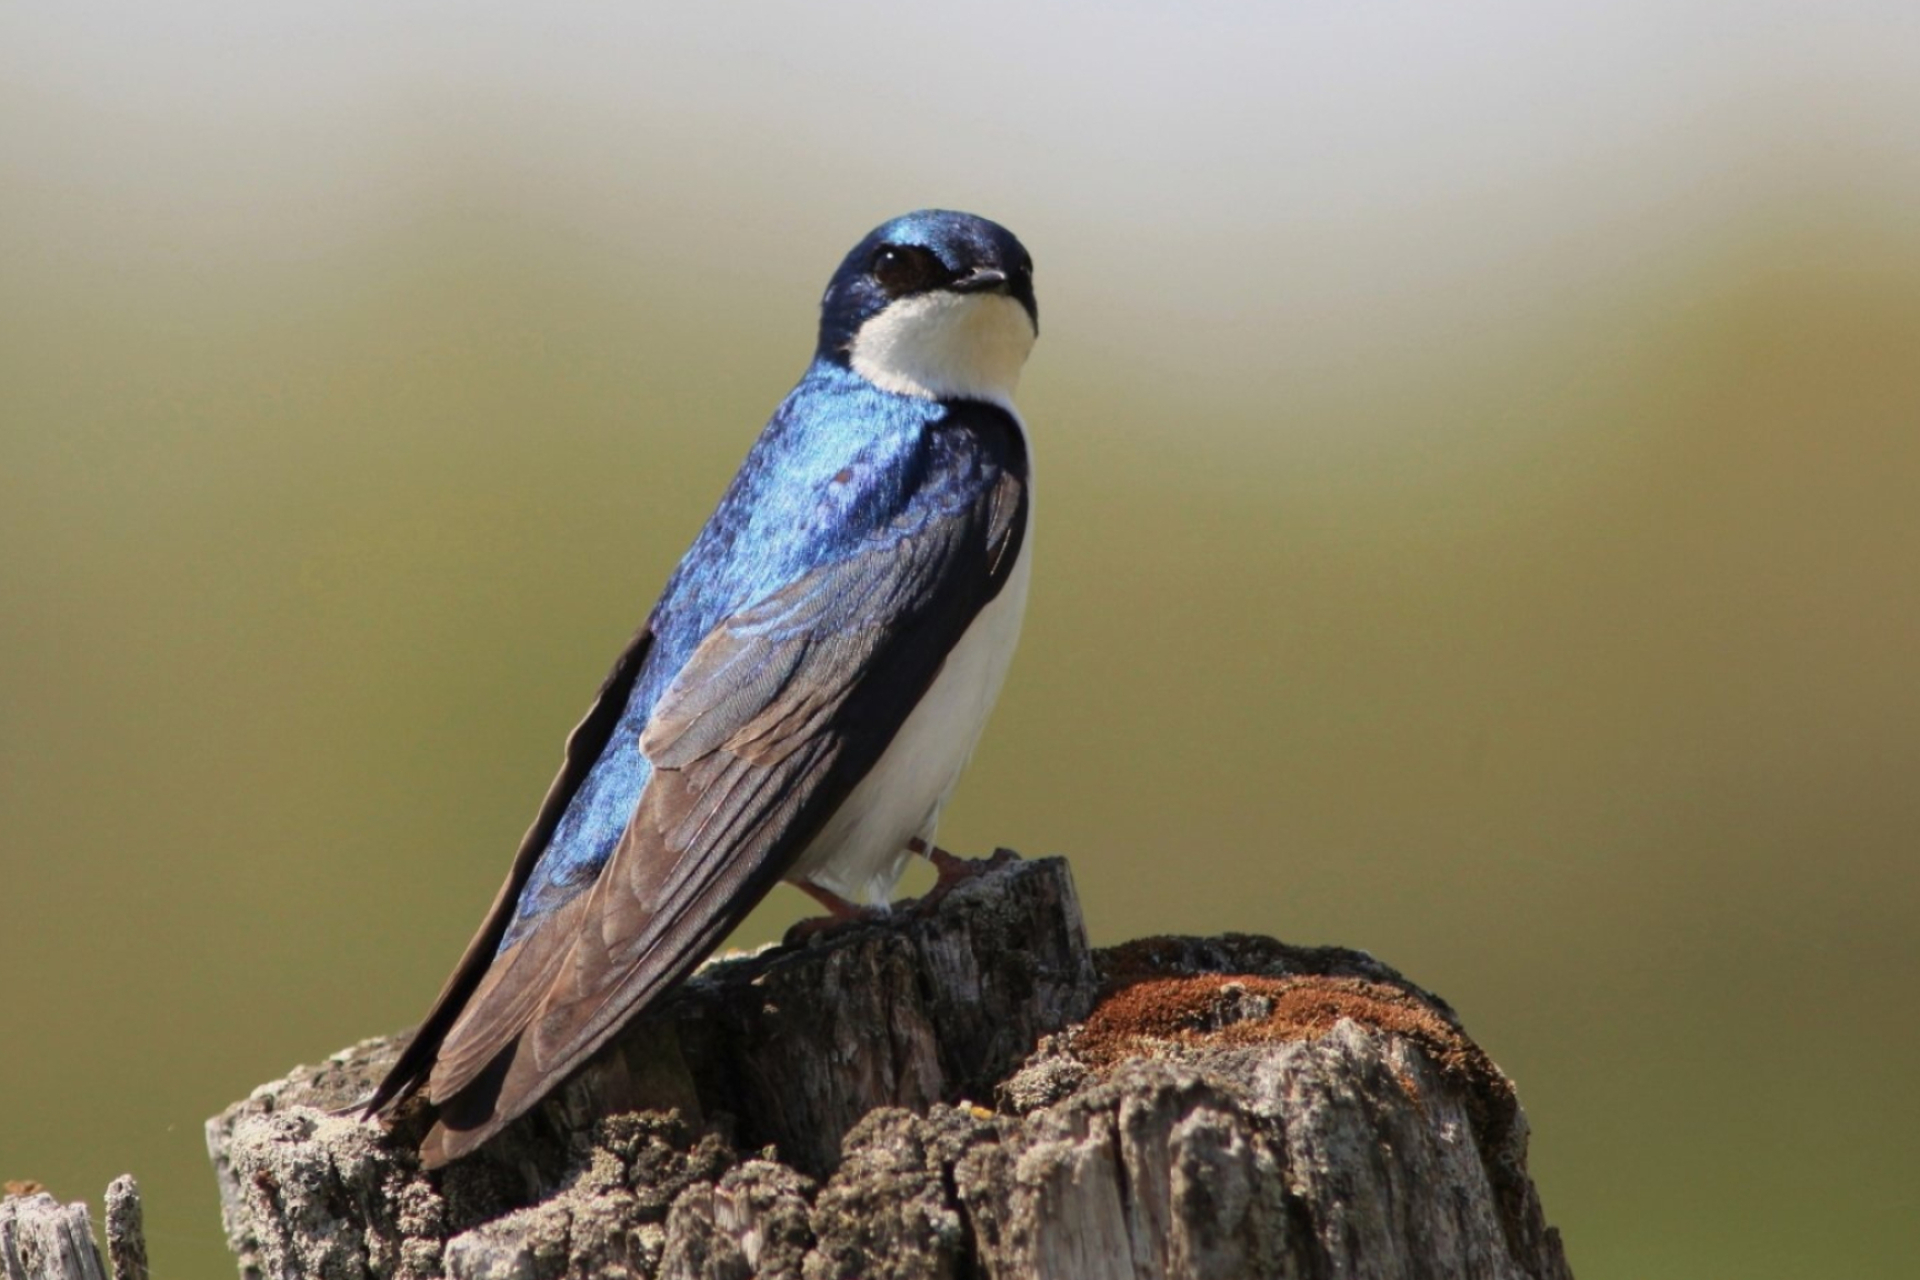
[501,360,957,945]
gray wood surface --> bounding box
[1,1178,144,1280]
[206,855,1571,1279]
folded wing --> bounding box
[406,448,1026,1165]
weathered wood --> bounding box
[1,1177,145,1280]
[102,1179,146,1280]
[207,855,1571,1279]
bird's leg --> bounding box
[786,843,1022,944]
[784,881,886,945]
[907,839,1020,913]
[795,881,869,920]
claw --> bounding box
[906,841,1020,914]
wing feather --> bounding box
[417,457,1027,1165]
[361,624,654,1117]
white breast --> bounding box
[848,291,1035,412]
[785,513,1033,906]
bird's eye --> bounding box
[871,245,943,295]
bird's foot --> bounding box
[784,847,1021,944]
[784,881,888,946]
[905,841,1021,914]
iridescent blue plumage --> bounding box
[505,365,964,946]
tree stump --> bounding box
[206,855,1571,1279]
[1,1177,147,1280]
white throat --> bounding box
[848,291,1036,410]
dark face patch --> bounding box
[871,244,948,297]
[817,210,1037,361]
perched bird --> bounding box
[364,210,1039,1166]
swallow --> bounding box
[363,209,1038,1166]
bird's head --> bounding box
[818,210,1038,408]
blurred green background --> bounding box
[5,4,1918,1276]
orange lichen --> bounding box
[1079,974,1451,1064]
[1072,968,1517,1154]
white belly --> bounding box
[785,528,1032,906]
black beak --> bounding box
[949,267,1010,294]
